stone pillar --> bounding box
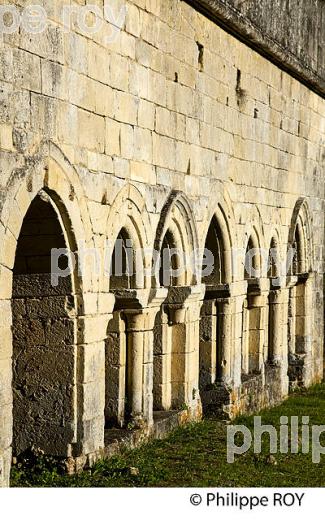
[246,292,267,374]
[184,288,204,417]
[229,281,248,389]
[105,311,127,428]
[155,286,203,417]
[241,297,249,374]
[286,274,313,388]
[288,284,297,357]
[169,305,188,408]
[268,289,283,364]
[217,297,233,384]
[142,302,166,426]
[0,299,12,487]
[143,290,168,426]
[123,289,167,427]
[199,299,218,389]
[280,287,290,396]
[167,286,204,417]
[302,276,313,386]
[267,287,289,398]
[153,308,172,411]
[304,277,313,355]
[125,312,145,424]
[76,293,115,462]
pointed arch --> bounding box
[267,230,281,279]
[287,199,314,388]
[200,187,236,285]
[235,204,266,282]
[106,183,153,290]
[153,191,199,287]
[288,198,313,275]
[244,226,262,280]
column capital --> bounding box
[164,284,205,306]
[121,288,168,331]
[164,285,205,324]
[123,310,145,331]
[269,288,283,305]
[111,288,151,310]
[217,296,234,312]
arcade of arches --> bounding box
[0,171,321,488]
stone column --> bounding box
[124,311,145,424]
[169,305,187,408]
[304,277,313,356]
[105,311,127,428]
[143,289,168,426]
[268,289,283,364]
[153,308,172,411]
[230,281,248,389]
[288,284,297,357]
[241,297,249,374]
[302,276,313,386]
[286,274,312,388]
[267,286,289,398]
[123,288,167,427]
[164,285,204,417]
[217,297,233,385]
[280,287,290,396]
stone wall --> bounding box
[0,0,324,486]
[187,0,325,95]
[12,274,75,457]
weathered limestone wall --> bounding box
[12,274,75,457]
[0,0,324,486]
[187,0,325,95]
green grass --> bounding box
[11,383,325,487]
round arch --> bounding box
[0,141,93,298]
[0,141,94,467]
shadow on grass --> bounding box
[11,383,325,487]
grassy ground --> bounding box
[11,384,325,487]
